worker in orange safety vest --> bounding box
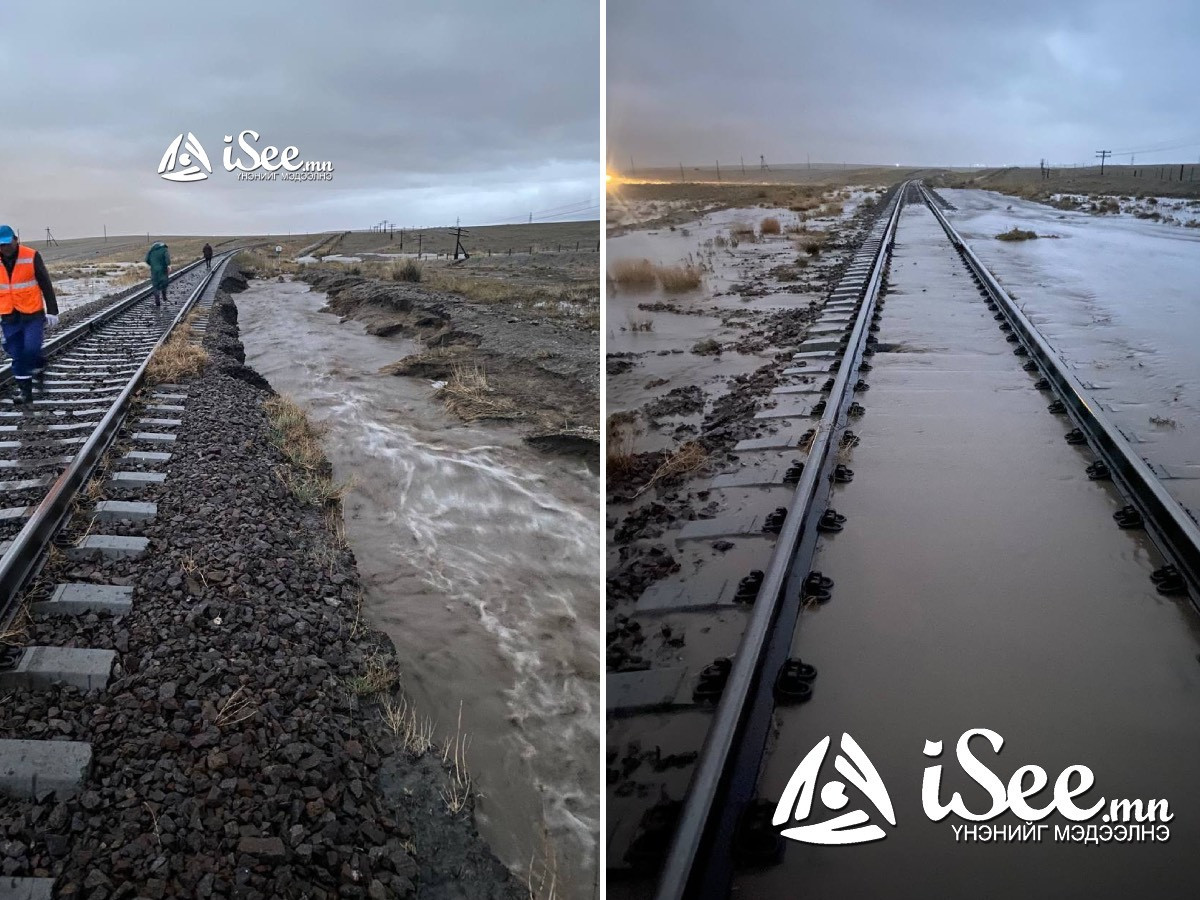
[0,225,60,405]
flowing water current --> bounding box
[236,278,600,897]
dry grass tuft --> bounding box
[392,260,422,282]
[381,696,437,756]
[264,395,328,471]
[441,701,474,815]
[349,651,402,697]
[794,230,828,257]
[436,363,519,421]
[996,227,1039,242]
[636,441,707,496]
[263,395,350,506]
[527,826,560,900]
[609,258,658,289]
[146,310,208,384]
[214,685,258,728]
[0,603,31,647]
[760,217,781,235]
[657,264,703,293]
[627,317,654,332]
[607,416,637,478]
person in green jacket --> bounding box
[145,241,170,307]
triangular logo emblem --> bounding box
[772,733,897,845]
[158,132,212,182]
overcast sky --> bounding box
[2,1,598,239]
[608,0,1200,171]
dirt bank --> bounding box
[290,265,599,455]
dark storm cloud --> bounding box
[2,1,598,238]
[607,0,1200,170]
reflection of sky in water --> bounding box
[945,188,1200,509]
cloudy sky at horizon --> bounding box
[2,1,599,239]
[608,0,1200,171]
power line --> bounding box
[1108,137,1200,157]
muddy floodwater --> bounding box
[739,202,1200,898]
[944,188,1200,511]
[236,278,600,897]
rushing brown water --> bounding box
[237,278,600,898]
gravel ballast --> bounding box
[1,266,524,899]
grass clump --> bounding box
[795,230,827,257]
[636,441,707,496]
[436,363,519,421]
[392,260,422,282]
[348,651,402,696]
[609,258,658,289]
[606,415,637,478]
[381,696,436,756]
[146,309,208,384]
[996,227,1039,242]
[657,264,703,293]
[760,217,781,235]
[264,394,349,506]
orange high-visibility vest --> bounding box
[0,245,43,315]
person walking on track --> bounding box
[146,240,170,307]
[202,242,213,271]
[0,225,59,406]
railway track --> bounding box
[0,254,229,632]
[608,182,1200,898]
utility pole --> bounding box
[679,162,685,183]
[449,218,470,261]
[1095,149,1111,175]
[630,156,635,177]
[740,156,746,177]
[716,160,721,183]
[44,227,58,247]
[103,224,107,243]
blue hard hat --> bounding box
[0,226,14,244]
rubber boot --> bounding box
[33,369,45,397]
[14,379,32,407]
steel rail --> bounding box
[917,184,1200,607]
[654,183,911,900]
[0,257,209,389]
[0,252,232,622]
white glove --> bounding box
[45,314,59,329]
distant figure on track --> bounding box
[202,242,213,271]
[145,241,170,307]
[0,224,59,405]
